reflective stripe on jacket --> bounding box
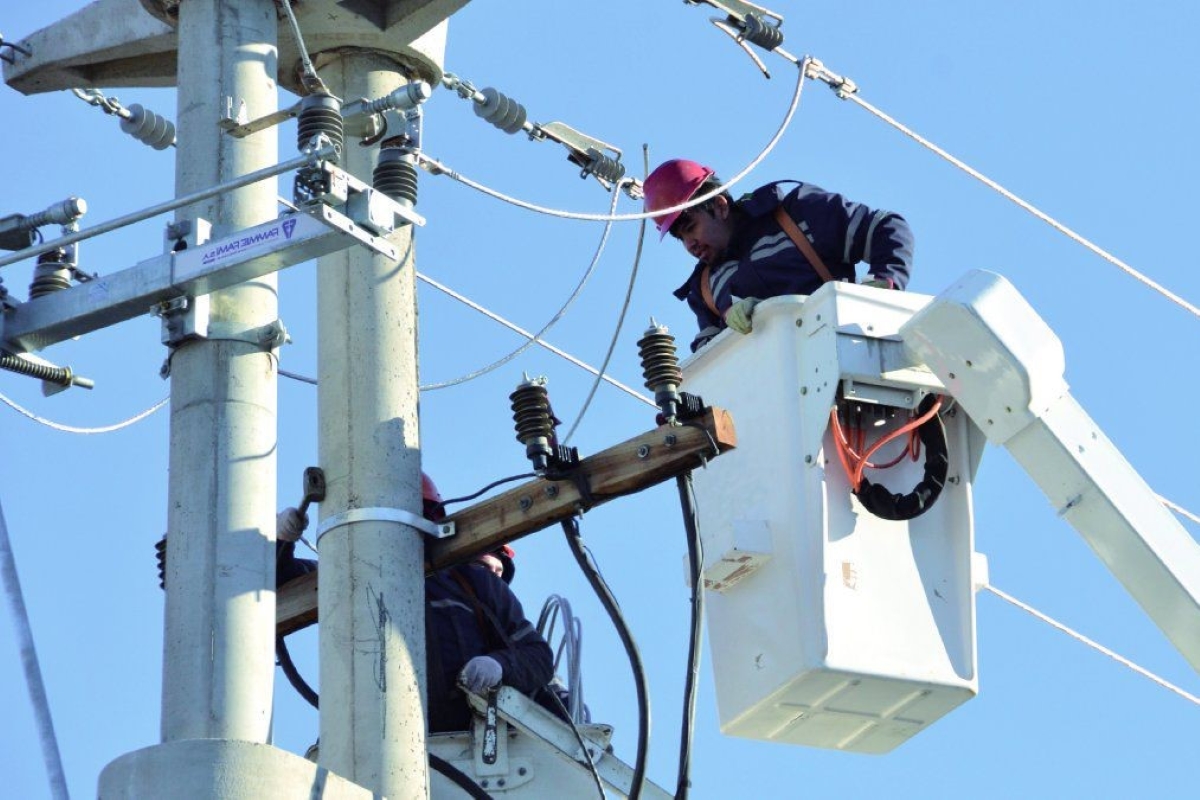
[673,180,914,351]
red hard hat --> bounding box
[421,471,445,522]
[494,544,516,584]
[643,159,715,239]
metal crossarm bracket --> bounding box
[535,122,626,188]
[1,188,419,355]
[686,0,783,27]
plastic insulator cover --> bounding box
[475,87,527,134]
[120,104,176,150]
[742,14,784,50]
[583,149,626,184]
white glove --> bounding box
[276,507,308,543]
[460,655,503,694]
[724,297,761,335]
[861,277,892,289]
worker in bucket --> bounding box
[276,472,554,733]
[642,158,915,351]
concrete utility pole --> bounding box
[159,0,280,744]
[314,55,429,797]
[5,0,455,794]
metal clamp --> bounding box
[315,506,456,546]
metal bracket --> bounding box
[535,122,625,189]
[315,506,455,546]
[219,98,302,139]
[295,160,426,230]
[687,0,783,27]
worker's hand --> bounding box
[276,507,308,543]
[460,655,504,694]
[861,277,892,290]
[724,297,761,335]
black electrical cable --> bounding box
[430,753,493,800]
[275,635,493,798]
[546,689,607,799]
[674,472,705,800]
[855,394,949,521]
[276,635,319,710]
[561,517,649,800]
[441,472,537,508]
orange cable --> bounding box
[851,396,943,489]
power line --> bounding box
[804,59,1200,320]
[983,582,1200,707]
[418,182,622,391]
[0,497,70,800]
[413,55,810,224]
[0,391,167,434]
[415,272,654,406]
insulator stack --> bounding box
[474,87,527,134]
[155,537,168,589]
[119,104,176,150]
[374,148,418,207]
[510,375,555,471]
[297,92,344,156]
[580,148,626,184]
[741,14,784,50]
[638,321,683,422]
[28,249,72,298]
[360,81,433,115]
[22,197,87,229]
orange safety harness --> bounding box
[696,205,835,319]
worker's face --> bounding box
[475,553,504,579]
[669,196,733,266]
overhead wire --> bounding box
[277,0,330,95]
[982,582,1200,707]
[415,271,654,405]
[0,391,167,434]
[1159,495,1200,526]
[803,61,1200,320]
[562,166,650,445]
[418,183,621,391]
[413,54,810,224]
[0,496,70,800]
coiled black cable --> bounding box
[561,517,649,800]
[855,395,949,521]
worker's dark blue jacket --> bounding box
[673,181,914,351]
[277,546,554,733]
[426,564,555,732]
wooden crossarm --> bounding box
[276,407,736,635]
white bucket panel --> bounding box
[680,285,980,753]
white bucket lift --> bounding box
[428,688,671,799]
[681,283,985,754]
[681,269,1200,755]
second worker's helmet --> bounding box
[643,158,715,239]
[422,471,446,522]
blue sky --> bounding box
[2,1,1198,798]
